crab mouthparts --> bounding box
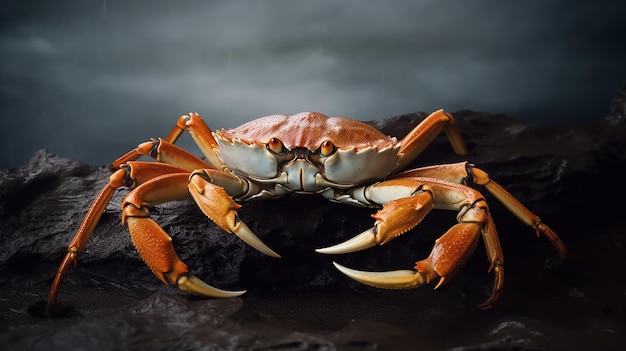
[282,159,324,193]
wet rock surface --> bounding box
[1,93,626,349]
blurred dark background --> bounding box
[1,0,625,169]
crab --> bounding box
[47,110,566,309]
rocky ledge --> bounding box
[1,85,625,350]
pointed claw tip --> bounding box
[233,222,280,258]
[316,228,378,255]
[433,277,447,289]
[332,261,427,289]
[230,289,247,297]
[258,246,281,259]
[177,274,247,298]
[332,261,347,271]
[269,252,281,259]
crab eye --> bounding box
[268,137,284,154]
[320,140,335,156]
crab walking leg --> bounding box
[111,138,211,171]
[112,113,222,170]
[122,173,245,298]
[48,162,190,304]
[395,109,469,171]
[319,177,505,309]
[167,113,224,170]
[187,169,280,258]
[396,162,566,260]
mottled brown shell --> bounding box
[215,112,398,150]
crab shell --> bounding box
[213,112,401,191]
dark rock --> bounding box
[1,100,625,350]
[605,81,626,126]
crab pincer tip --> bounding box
[332,261,427,289]
[315,228,378,254]
[233,222,281,258]
[177,274,246,298]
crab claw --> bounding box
[332,262,427,289]
[316,189,434,254]
[189,173,280,258]
[124,214,247,299]
[177,274,246,298]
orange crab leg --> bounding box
[48,162,189,304]
[50,113,240,304]
[168,113,224,170]
[111,138,211,171]
[395,109,469,171]
[395,162,566,260]
[111,113,222,170]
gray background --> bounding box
[1,0,625,169]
